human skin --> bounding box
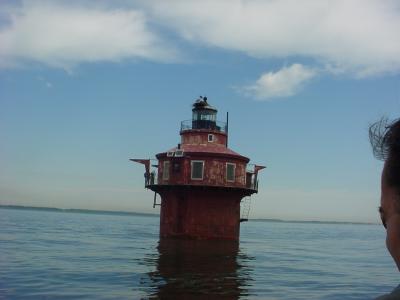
[380,161,400,271]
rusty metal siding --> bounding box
[158,156,247,188]
[181,131,227,146]
[158,158,165,184]
[159,189,242,240]
[186,156,246,188]
[158,157,186,185]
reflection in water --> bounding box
[144,239,253,299]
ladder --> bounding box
[240,196,251,222]
[153,192,161,208]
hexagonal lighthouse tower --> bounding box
[131,96,265,240]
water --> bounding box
[0,207,397,299]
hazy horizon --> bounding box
[0,204,379,225]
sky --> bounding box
[0,0,399,223]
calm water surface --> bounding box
[0,207,397,299]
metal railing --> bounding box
[180,120,227,133]
[246,176,258,191]
[246,164,256,173]
[246,164,259,191]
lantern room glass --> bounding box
[192,109,217,130]
[192,110,216,122]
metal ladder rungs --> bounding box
[153,192,161,208]
[240,196,251,222]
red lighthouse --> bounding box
[131,97,265,240]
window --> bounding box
[191,160,204,180]
[167,151,175,157]
[163,161,170,180]
[175,150,184,157]
[226,163,236,182]
[194,110,216,121]
[208,134,214,142]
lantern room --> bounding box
[191,96,217,130]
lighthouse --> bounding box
[131,97,265,240]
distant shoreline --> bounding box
[0,204,158,218]
[250,218,377,226]
[0,204,377,225]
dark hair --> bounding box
[369,117,400,192]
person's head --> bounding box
[370,118,400,270]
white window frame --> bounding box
[208,134,214,142]
[226,163,236,182]
[163,161,170,180]
[175,150,184,157]
[191,160,204,180]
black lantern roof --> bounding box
[192,96,217,113]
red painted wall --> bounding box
[159,189,242,240]
[181,130,227,146]
[158,156,247,188]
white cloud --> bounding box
[1,0,399,84]
[0,2,178,70]
[241,64,317,100]
[143,0,400,77]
